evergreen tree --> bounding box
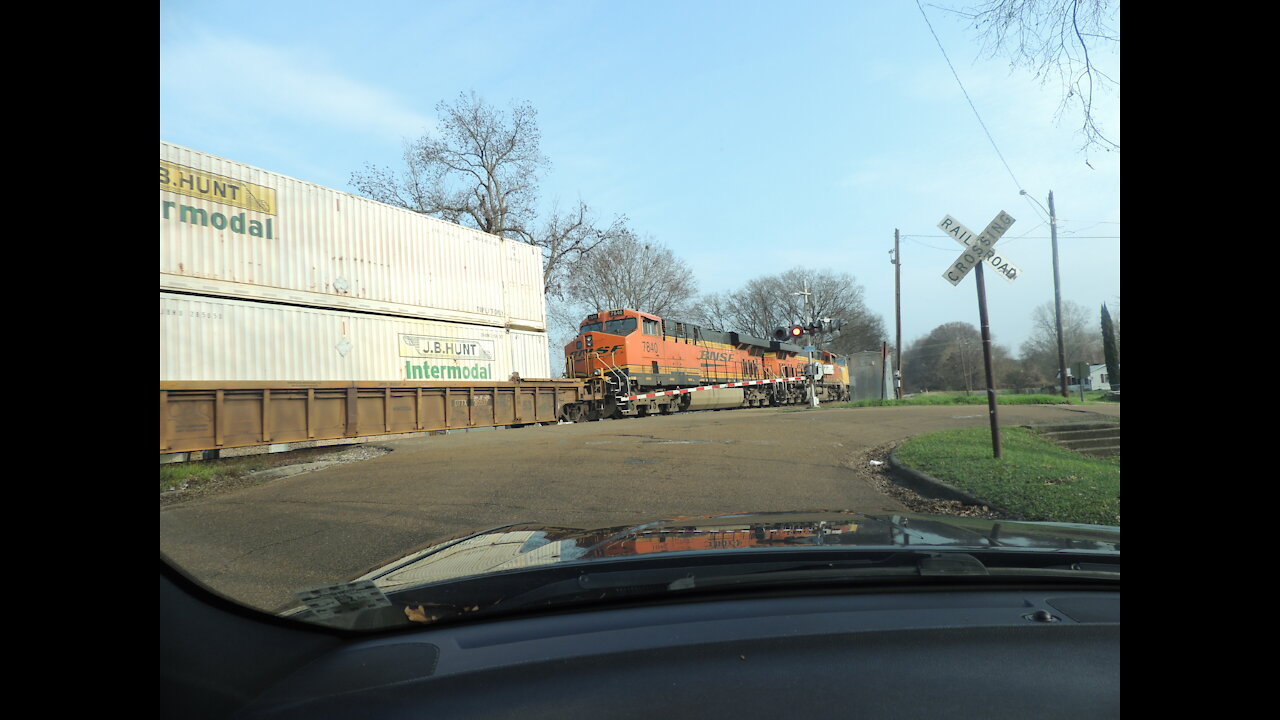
[1100,303,1120,388]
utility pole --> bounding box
[1020,188,1069,398]
[1049,191,1068,398]
[892,229,903,399]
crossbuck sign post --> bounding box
[938,210,1016,459]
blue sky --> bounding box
[160,0,1119,354]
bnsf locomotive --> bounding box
[561,309,851,421]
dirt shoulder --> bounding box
[842,442,1006,520]
[159,444,392,507]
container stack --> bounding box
[160,141,552,383]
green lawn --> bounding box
[893,426,1120,526]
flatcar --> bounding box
[561,309,851,421]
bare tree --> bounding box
[1001,359,1050,392]
[350,92,623,296]
[351,92,545,238]
[538,201,628,299]
[1019,299,1102,381]
[691,268,887,353]
[951,0,1120,161]
[905,323,978,393]
[563,230,698,318]
[904,322,1014,393]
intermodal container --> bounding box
[160,141,546,332]
[161,292,551,383]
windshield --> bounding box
[579,318,637,336]
[161,2,1119,632]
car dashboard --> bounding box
[161,561,1119,719]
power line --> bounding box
[901,233,1119,252]
[915,0,1023,194]
[993,222,1046,248]
[906,235,1120,239]
[914,1,1062,226]
[901,236,955,252]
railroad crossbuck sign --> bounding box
[939,211,1021,286]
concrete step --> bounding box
[1025,422,1120,458]
[1035,422,1118,433]
[1059,437,1119,451]
[1042,427,1120,442]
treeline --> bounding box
[551,262,888,358]
[903,300,1120,394]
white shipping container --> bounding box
[160,141,546,332]
[161,292,551,383]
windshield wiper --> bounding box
[667,552,990,591]
[494,552,1057,611]
[391,550,1117,626]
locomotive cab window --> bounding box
[606,318,637,335]
[643,318,659,336]
[580,318,637,336]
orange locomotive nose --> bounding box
[565,331,629,378]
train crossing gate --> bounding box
[938,210,1016,459]
[619,375,805,403]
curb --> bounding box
[886,448,1014,517]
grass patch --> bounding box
[160,456,273,494]
[894,426,1120,526]
[160,445,390,504]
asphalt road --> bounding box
[159,402,1120,613]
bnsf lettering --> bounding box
[698,350,733,362]
[569,345,624,360]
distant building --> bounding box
[848,350,895,401]
[1058,363,1113,392]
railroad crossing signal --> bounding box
[774,320,842,341]
[774,325,805,341]
[939,211,1020,286]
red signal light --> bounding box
[789,325,804,338]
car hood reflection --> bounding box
[354,510,1119,593]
